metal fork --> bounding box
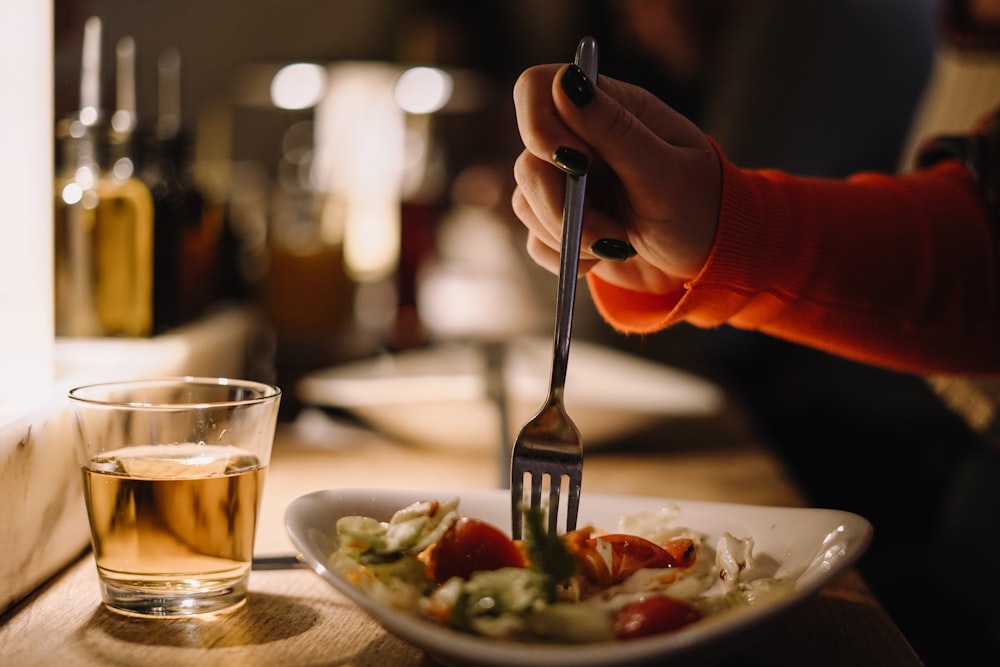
[510,36,598,540]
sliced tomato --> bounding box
[426,517,527,583]
[587,535,696,584]
[660,537,697,567]
[611,595,702,639]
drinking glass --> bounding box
[68,377,281,617]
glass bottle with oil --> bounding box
[54,21,154,337]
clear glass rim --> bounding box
[68,376,281,409]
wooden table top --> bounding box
[0,408,925,667]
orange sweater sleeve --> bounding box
[587,152,1000,375]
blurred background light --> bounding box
[270,62,327,110]
[394,66,453,114]
[313,63,405,281]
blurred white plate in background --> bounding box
[296,336,724,451]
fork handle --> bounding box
[550,36,599,396]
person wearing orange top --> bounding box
[511,2,1000,663]
[512,60,998,377]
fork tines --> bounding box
[510,456,582,539]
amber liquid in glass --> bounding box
[81,444,265,614]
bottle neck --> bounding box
[102,122,139,182]
[56,116,100,184]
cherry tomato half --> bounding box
[427,517,527,583]
[611,595,702,639]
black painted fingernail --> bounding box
[554,146,589,177]
[561,64,594,107]
[591,238,637,261]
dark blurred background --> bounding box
[54,1,993,663]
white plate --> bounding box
[285,488,873,667]
[296,337,724,451]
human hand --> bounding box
[512,63,721,296]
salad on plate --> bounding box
[329,498,793,643]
